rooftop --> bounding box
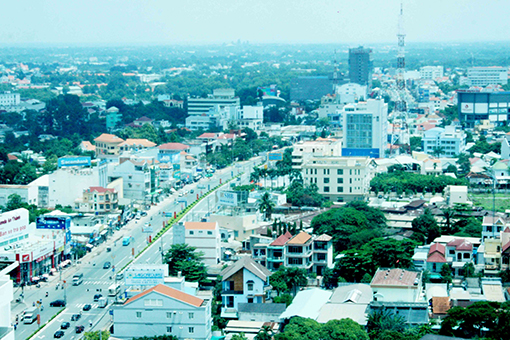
[184,222,217,230]
[371,268,420,287]
[220,256,272,282]
[287,231,312,245]
[94,133,124,144]
[158,142,190,151]
[124,284,204,307]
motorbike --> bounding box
[35,283,41,288]
[45,292,48,297]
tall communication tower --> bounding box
[332,49,339,92]
[391,3,409,155]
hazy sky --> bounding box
[1,0,509,45]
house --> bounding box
[426,243,447,274]
[80,141,96,153]
[370,268,422,302]
[444,185,469,207]
[237,303,286,322]
[118,138,157,152]
[94,133,125,158]
[74,186,118,214]
[133,116,154,127]
[316,283,372,326]
[112,284,212,340]
[220,257,272,319]
[172,222,220,267]
[158,143,190,163]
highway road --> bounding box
[12,157,260,340]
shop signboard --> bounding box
[218,191,237,207]
[0,208,30,245]
[36,216,71,231]
[19,253,32,263]
[125,265,167,286]
[32,242,54,261]
[58,156,91,168]
[268,152,283,161]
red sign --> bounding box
[21,254,31,262]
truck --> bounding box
[122,236,130,246]
[23,307,38,324]
[73,273,83,286]
[108,283,121,297]
[98,297,108,308]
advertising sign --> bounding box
[0,208,30,245]
[32,242,54,261]
[461,103,474,114]
[124,265,167,286]
[158,152,180,164]
[218,191,238,207]
[36,216,70,230]
[142,224,153,233]
[268,152,283,162]
[58,156,91,168]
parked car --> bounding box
[103,262,111,269]
[190,189,194,194]
[83,304,92,311]
[50,300,66,307]
[140,211,147,217]
[93,294,102,302]
[71,314,81,321]
[75,325,85,334]
[54,330,65,338]
[61,322,70,329]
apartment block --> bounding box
[291,138,342,170]
[422,125,466,157]
[301,156,372,202]
[467,67,508,87]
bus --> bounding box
[73,273,83,286]
[108,283,121,297]
[23,307,38,324]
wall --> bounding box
[210,214,258,241]
[372,286,419,303]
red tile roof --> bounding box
[270,231,292,246]
[185,222,217,230]
[87,186,114,193]
[135,116,153,122]
[429,243,445,255]
[502,241,510,254]
[446,239,465,247]
[158,143,190,151]
[94,133,124,144]
[197,133,217,139]
[287,231,312,245]
[455,241,473,251]
[7,154,18,161]
[427,252,447,263]
[125,284,204,307]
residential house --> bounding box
[94,133,125,158]
[370,268,422,302]
[237,303,286,323]
[74,186,118,214]
[118,139,157,152]
[158,143,190,163]
[109,159,159,202]
[220,257,272,319]
[133,116,154,127]
[112,284,211,340]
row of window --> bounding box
[189,230,213,235]
[136,310,195,320]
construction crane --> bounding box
[390,3,410,156]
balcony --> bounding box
[485,264,500,271]
[222,290,243,295]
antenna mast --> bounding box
[391,3,409,155]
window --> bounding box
[247,280,254,291]
[144,299,163,307]
[189,231,194,235]
[337,178,343,184]
[189,327,195,334]
[166,326,172,333]
[166,312,172,318]
[207,231,212,235]
[324,186,330,192]
[188,312,194,319]
[324,178,330,184]
[337,187,343,193]
[136,311,142,318]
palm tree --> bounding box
[258,192,275,221]
[432,146,445,158]
[250,167,261,184]
[441,207,456,234]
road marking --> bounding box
[37,335,46,339]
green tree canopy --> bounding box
[163,244,207,284]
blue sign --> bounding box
[36,216,71,230]
[268,152,283,161]
[157,152,180,164]
[58,156,91,168]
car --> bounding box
[140,211,147,217]
[135,214,141,220]
[50,300,66,307]
[61,322,71,329]
[178,192,184,197]
[83,304,92,311]
[71,314,81,321]
[75,325,85,334]
[377,194,383,199]
[54,330,65,338]
[190,189,194,194]
[103,262,111,269]
[93,294,102,302]
[205,173,213,177]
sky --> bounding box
[1,0,509,45]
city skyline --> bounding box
[1,0,509,45]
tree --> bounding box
[441,207,456,234]
[411,209,441,244]
[274,317,322,340]
[462,262,476,278]
[255,325,273,340]
[258,192,275,221]
[273,293,294,306]
[84,331,110,340]
[231,334,248,340]
[439,301,502,339]
[5,194,26,212]
[410,137,422,152]
[320,318,369,340]
[440,264,453,284]
[163,244,207,283]
[367,309,406,338]
[269,267,308,296]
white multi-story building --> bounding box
[421,125,466,157]
[113,284,212,340]
[467,67,508,87]
[0,92,20,107]
[0,261,18,340]
[301,156,372,202]
[235,105,264,131]
[187,88,240,116]
[341,99,388,158]
[336,83,368,103]
[47,162,107,208]
[291,138,342,170]
[109,159,153,201]
[182,222,221,267]
[370,268,423,302]
[419,66,444,80]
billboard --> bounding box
[268,152,283,162]
[142,224,153,233]
[36,216,71,231]
[124,265,167,286]
[58,156,91,168]
[0,208,30,245]
[218,191,238,207]
[158,152,180,164]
